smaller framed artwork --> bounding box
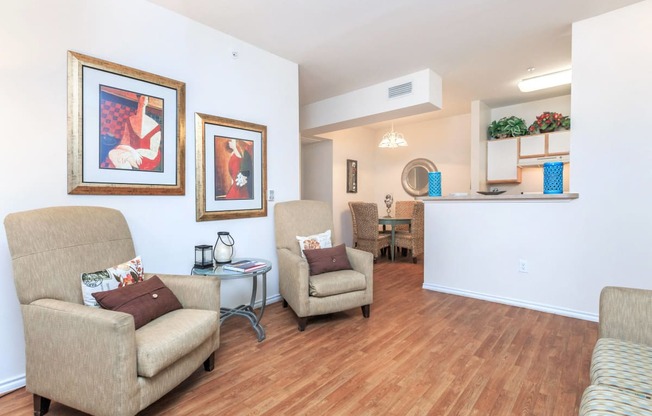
[195,113,267,221]
[347,159,358,193]
[67,51,186,195]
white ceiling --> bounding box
[148,0,641,124]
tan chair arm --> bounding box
[346,247,373,280]
[346,247,374,303]
[150,273,220,312]
[600,286,652,345]
[277,248,311,316]
[23,299,139,416]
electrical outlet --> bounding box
[519,259,529,273]
[268,189,274,201]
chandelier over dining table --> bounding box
[378,124,407,148]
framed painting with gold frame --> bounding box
[195,113,267,221]
[67,51,186,195]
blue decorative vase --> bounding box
[428,172,441,197]
[543,162,563,194]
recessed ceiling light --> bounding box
[518,69,572,92]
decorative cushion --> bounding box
[296,229,331,258]
[136,308,219,377]
[81,256,144,307]
[309,269,367,297]
[92,275,182,329]
[580,384,652,415]
[591,337,652,397]
[303,244,352,276]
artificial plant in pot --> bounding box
[488,116,528,139]
[527,112,571,134]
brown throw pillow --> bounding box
[303,244,353,276]
[92,275,182,329]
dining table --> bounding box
[378,216,412,261]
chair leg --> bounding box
[361,304,370,318]
[203,351,215,372]
[297,317,308,331]
[33,394,51,416]
[412,257,418,264]
[282,299,288,308]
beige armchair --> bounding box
[4,206,220,416]
[274,200,373,331]
[394,201,424,263]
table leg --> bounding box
[390,228,396,261]
[219,272,267,342]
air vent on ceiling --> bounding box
[388,81,413,99]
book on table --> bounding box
[222,260,267,273]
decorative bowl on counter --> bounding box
[477,190,506,195]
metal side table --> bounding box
[192,258,271,342]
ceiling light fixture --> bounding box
[378,124,407,148]
[518,69,572,92]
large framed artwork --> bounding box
[67,51,186,195]
[347,159,358,193]
[195,113,267,221]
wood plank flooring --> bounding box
[0,256,597,415]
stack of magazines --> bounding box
[222,260,267,273]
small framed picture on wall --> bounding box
[346,159,357,193]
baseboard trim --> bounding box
[0,374,25,395]
[254,294,282,309]
[422,283,598,322]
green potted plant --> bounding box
[488,116,528,139]
[528,112,571,134]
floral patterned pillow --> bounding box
[81,256,144,307]
[296,230,332,259]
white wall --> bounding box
[315,114,472,247]
[319,127,377,246]
[374,114,472,203]
[423,0,652,320]
[301,140,333,204]
[0,0,299,393]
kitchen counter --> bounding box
[418,193,579,202]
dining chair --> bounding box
[349,202,391,262]
[348,201,359,247]
[394,201,417,232]
[394,201,424,263]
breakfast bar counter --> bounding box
[418,193,579,202]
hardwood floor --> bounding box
[0,256,597,415]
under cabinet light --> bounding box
[518,69,572,92]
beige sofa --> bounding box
[579,286,652,415]
[4,206,220,416]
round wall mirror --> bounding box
[401,158,438,196]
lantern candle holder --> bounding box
[194,245,213,269]
[213,231,235,264]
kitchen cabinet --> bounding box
[487,137,521,184]
[547,130,570,155]
[519,131,570,159]
[519,134,545,158]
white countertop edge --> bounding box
[417,193,579,202]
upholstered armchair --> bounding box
[4,206,220,416]
[394,201,424,263]
[349,202,391,261]
[274,200,373,331]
